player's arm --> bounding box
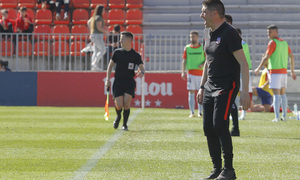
[137,64,145,78]
[181,58,187,80]
[260,79,269,89]
[105,60,115,89]
[196,61,208,105]
[233,49,251,110]
[288,52,297,80]
[254,54,270,75]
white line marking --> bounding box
[72,108,142,180]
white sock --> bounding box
[189,92,195,114]
[281,94,287,118]
[274,95,280,119]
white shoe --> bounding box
[198,113,202,117]
[272,118,280,122]
[238,116,245,120]
[64,13,69,20]
[189,114,195,118]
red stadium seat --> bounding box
[90,0,107,8]
[108,0,125,8]
[1,41,14,56]
[52,25,70,41]
[70,41,86,56]
[126,25,143,40]
[72,0,89,8]
[18,0,36,8]
[0,0,18,8]
[72,9,89,25]
[17,41,32,56]
[7,9,17,20]
[108,9,125,25]
[26,8,35,21]
[71,25,89,41]
[34,41,50,56]
[125,9,143,25]
[126,0,143,8]
[35,9,52,25]
[33,25,51,40]
[52,41,69,56]
[54,10,70,25]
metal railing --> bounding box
[1,32,299,72]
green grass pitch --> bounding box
[0,106,299,179]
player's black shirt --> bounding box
[112,48,143,79]
[203,22,242,93]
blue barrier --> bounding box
[0,72,37,106]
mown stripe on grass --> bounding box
[72,108,142,180]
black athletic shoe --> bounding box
[230,129,240,137]
[215,169,236,180]
[122,125,128,131]
[203,168,221,179]
[113,116,121,129]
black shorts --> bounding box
[203,81,239,137]
[113,78,136,98]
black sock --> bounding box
[123,109,130,127]
[115,107,122,121]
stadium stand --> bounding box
[54,10,70,25]
[26,8,35,21]
[108,25,124,32]
[7,9,18,20]
[126,25,143,40]
[18,0,36,9]
[70,41,86,56]
[107,9,125,25]
[108,0,125,9]
[90,0,107,8]
[0,0,18,8]
[17,41,32,56]
[72,0,90,8]
[72,9,89,25]
[0,41,13,56]
[52,25,70,41]
[52,41,69,56]
[71,25,89,41]
[34,41,50,56]
[125,9,143,25]
[33,25,51,40]
[35,9,52,25]
[126,0,143,9]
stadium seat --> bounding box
[52,25,70,41]
[52,41,69,56]
[71,25,89,41]
[18,0,36,8]
[17,41,32,56]
[0,0,18,8]
[72,0,89,8]
[108,9,125,25]
[33,25,51,40]
[0,41,14,56]
[72,9,89,25]
[108,0,125,8]
[90,0,107,8]
[108,25,124,32]
[125,9,143,25]
[70,41,86,56]
[53,10,70,25]
[26,8,35,21]
[7,9,17,20]
[34,41,50,56]
[126,25,143,40]
[35,9,52,25]
[126,0,143,9]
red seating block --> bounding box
[35,9,52,25]
[109,0,125,8]
[126,0,143,8]
[125,9,143,25]
[70,41,86,56]
[72,9,89,25]
[108,9,125,25]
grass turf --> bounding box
[0,106,299,179]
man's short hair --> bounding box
[224,14,232,24]
[20,7,27,12]
[114,25,121,32]
[121,31,133,40]
[267,24,278,30]
[236,28,241,35]
[190,30,199,36]
[202,0,225,18]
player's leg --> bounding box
[269,74,281,122]
[114,96,124,129]
[122,93,133,131]
[280,74,288,121]
[187,74,195,117]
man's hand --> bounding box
[291,71,297,80]
[181,72,186,80]
[105,79,110,90]
[137,71,144,78]
[254,68,260,76]
[196,88,204,105]
[240,91,251,110]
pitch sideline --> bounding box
[72,108,143,180]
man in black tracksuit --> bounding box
[197,0,251,179]
[106,31,145,131]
